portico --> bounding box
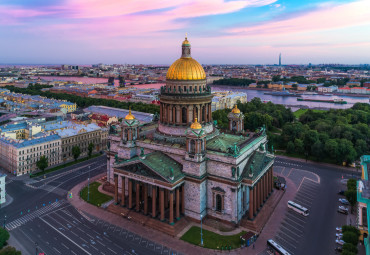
[112,151,185,225]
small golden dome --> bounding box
[231,105,240,114]
[166,58,206,80]
[182,37,190,45]
[125,108,135,120]
[190,118,202,129]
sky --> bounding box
[0,0,370,65]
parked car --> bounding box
[336,233,343,238]
[338,206,349,215]
[336,227,342,232]
[338,190,345,196]
[336,239,345,245]
[335,246,343,252]
[339,198,350,205]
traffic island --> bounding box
[180,226,246,250]
[80,181,113,207]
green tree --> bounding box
[342,231,358,246]
[303,130,319,154]
[355,139,367,157]
[286,141,295,154]
[311,141,323,160]
[72,146,81,162]
[0,246,22,255]
[344,189,357,208]
[88,143,94,158]
[0,228,10,249]
[294,139,304,154]
[36,155,48,173]
[341,251,356,255]
[324,139,339,159]
[342,243,358,254]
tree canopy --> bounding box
[36,155,48,173]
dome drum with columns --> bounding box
[156,36,217,144]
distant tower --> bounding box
[279,53,281,66]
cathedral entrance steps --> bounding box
[106,203,189,237]
[240,189,285,233]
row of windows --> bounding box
[18,142,60,155]
[62,133,100,144]
[169,85,206,93]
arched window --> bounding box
[232,121,237,131]
[194,107,198,122]
[216,194,222,212]
[190,140,195,153]
[182,107,187,124]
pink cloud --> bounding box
[228,0,370,36]
[166,0,277,18]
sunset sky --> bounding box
[1,0,370,65]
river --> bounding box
[35,76,369,109]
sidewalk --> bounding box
[246,173,298,254]
[69,174,297,255]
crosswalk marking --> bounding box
[6,200,67,231]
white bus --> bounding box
[267,239,291,255]
[287,200,309,216]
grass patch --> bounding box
[293,109,326,119]
[30,153,101,178]
[80,182,113,207]
[180,226,246,250]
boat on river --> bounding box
[264,91,301,97]
[297,98,347,104]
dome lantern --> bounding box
[125,107,135,120]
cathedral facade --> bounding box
[107,37,274,226]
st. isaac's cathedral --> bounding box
[106,37,275,232]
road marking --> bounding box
[279,225,302,238]
[282,219,304,233]
[286,212,306,224]
[108,247,118,254]
[53,247,62,254]
[40,217,92,255]
[61,243,69,250]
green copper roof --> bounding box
[242,151,274,181]
[115,151,184,184]
[207,134,247,153]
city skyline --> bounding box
[0,0,370,65]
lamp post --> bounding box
[88,165,91,202]
[35,242,38,255]
[3,215,6,229]
[200,214,203,246]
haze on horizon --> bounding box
[0,0,370,65]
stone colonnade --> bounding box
[114,174,185,225]
[248,167,274,220]
[160,103,212,125]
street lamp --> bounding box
[200,214,203,246]
[3,215,6,229]
[35,242,38,255]
[88,165,91,202]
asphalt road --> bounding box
[2,155,182,255]
[1,155,361,255]
[266,156,361,255]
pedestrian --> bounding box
[253,243,255,249]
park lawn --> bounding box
[80,182,113,207]
[180,226,246,250]
[293,109,326,119]
[30,153,101,178]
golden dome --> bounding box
[125,108,135,120]
[182,38,190,45]
[231,105,240,114]
[190,118,202,129]
[166,36,206,81]
[166,58,206,80]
